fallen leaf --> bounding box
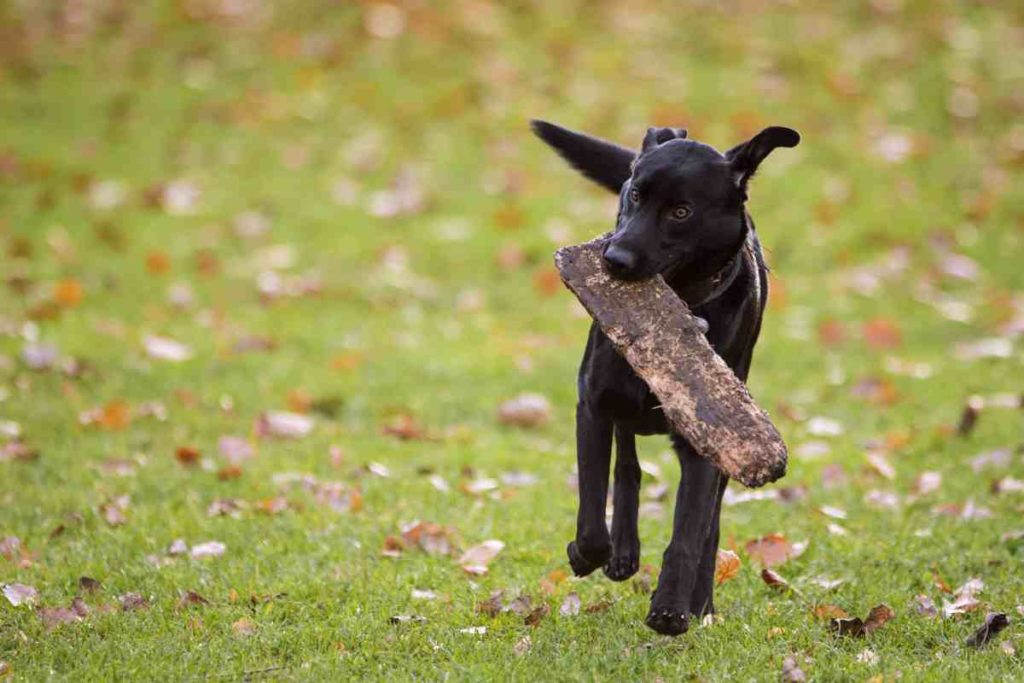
[781,655,806,682]
[53,278,84,307]
[714,549,741,585]
[497,393,551,428]
[37,606,83,629]
[458,539,504,575]
[912,471,942,496]
[178,590,210,608]
[524,604,550,627]
[143,335,193,362]
[476,590,504,617]
[119,592,149,611]
[862,318,902,349]
[175,445,201,466]
[99,495,130,526]
[745,534,804,567]
[190,541,226,559]
[2,583,38,607]
[966,612,1010,648]
[914,594,938,618]
[78,576,101,593]
[761,568,790,591]
[830,604,893,636]
[380,414,425,440]
[218,436,253,463]
[459,625,487,635]
[400,521,454,555]
[513,635,532,656]
[410,589,437,601]
[256,411,314,439]
[559,592,581,617]
[856,648,879,665]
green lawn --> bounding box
[1,1,1023,680]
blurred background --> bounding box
[1,1,1023,678]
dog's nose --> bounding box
[603,244,639,277]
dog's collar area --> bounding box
[666,215,756,309]
[669,248,745,308]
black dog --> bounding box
[532,120,799,635]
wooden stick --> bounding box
[555,236,787,488]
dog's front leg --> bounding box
[603,423,641,581]
[646,435,722,636]
[567,401,613,576]
[688,476,729,617]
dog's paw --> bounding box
[567,540,611,577]
[603,553,639,582]
[645,607,690,636]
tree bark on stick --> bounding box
[554,237,787,488]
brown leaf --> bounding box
[175,446,201,466]
[524,604,550,627]
[966,612,1010,648]
[862,604,895,634]
[78,576,101,593]
[497,394,551,428]
[475,590,504,617]
[400,521,454,556]
[714,549,741,586]
[380,414,425,441]
[862,318,902,349]
[585,599,614,614]
[744,534,803,567]
[178,591,209,608]
[53,278,84,308]
[761,568,790,591]
[458,539,504,575]
[829,604,894,637]
[119,592,149,611]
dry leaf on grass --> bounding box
[560,592,581,617]
[497,393,551,428]
[255,411,314,439]
[714,549,741,585]
[761,568,790,591]
[829,604,894,637]
[966,612,1010,648]
[2,583,38,607]
[744,534,806,567]
[781,655,807,682]
[458,539,504,575]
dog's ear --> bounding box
[531,120,636,194]
[642,126,688,152]
[725,126,800,196]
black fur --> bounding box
[532,119,799,636]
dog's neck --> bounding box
[664,213,750,308]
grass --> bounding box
[1,1,1023,680]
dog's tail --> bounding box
[530,120,635,194]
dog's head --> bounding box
[532,121,799,281]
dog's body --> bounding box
[532,120,798,635]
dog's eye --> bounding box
[629,187,640,203]
[671,205,692,221]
